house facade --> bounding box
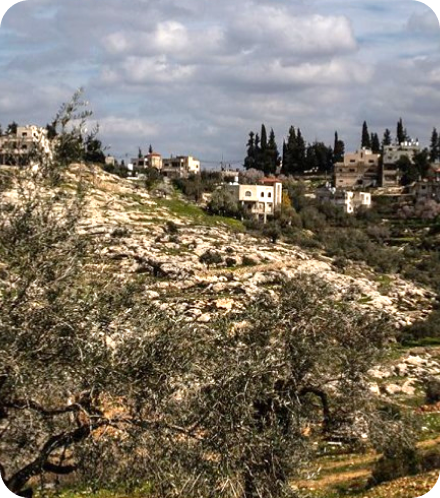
[227,181,282,222]
[382,141,421,187]
[317,187,371,214]
[0,125,52,166]
[131,152,163,173]
[334,149,381,188]
[161,155,200,178]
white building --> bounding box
[161,155,200,178]
[317,188,371,214]
[227,180,282,222]
[382,141,421,187]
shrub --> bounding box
[165,220,179,234]
[242,255,258,266]
[199,250,223,268]
[225,257,237,268]
[425,377,440,404]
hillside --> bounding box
[61,165,433,325]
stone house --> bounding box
[0,125,53,166]
[161,155,200,178]
[334,149,381,188]
[131,151,163,173]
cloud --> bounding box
[228,9,357,60]
[0,0,439,164]
[406,9,440,33]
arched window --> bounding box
[245,191,252,197]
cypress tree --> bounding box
[430,127,439,162]
[382,128,392,147]
[260,124,267,151]
[333,131,345,163]
[283,126,297,175]
[361,121,371,149]
[397,118,406,145]
[371,133,380,153]
[266,128,279,175]
[244,131,256,170]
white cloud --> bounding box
[228,8,357,59]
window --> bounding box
[260,192,264,198]
[268,192,272,198]
[245,191,252,197]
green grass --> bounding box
[419,412,440,441]
[156,197,245,231]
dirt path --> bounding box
[295,469,370,489]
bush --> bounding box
[165,220,179,234]
[425,377,440,404]
[225,257,237,268]
[199,250,223,268]
[370,414,420,485]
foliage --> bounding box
[244,124,280,175]
[263,220,282,243]
[199,249,223,268]
[51,89,105,167]
[425,377,440,404]
[370,412,420,485]
[180,276,390,497]
[207,186,242,218]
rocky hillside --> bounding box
[65,165,434,329]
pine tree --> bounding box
[361,121,371,149]
[149,144,153,154]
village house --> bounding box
[130,151,163,173]
[161,155,200,178]
[317,187,372,214]
[0,125,52,166]
[409,179,440,202]
[381,141,421,187]
[334,148,381,188]
[226,177,282,223]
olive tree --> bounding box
[173,276,390,498]
[0,98,191,497]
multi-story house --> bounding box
[227,179,282,223]
[131,151,163,173]
[317,187,371,214]
[334,149,381,188]
[161,155,200,178]
[0,125,53,166]
[381,141,421,187]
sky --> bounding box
[0,0,439,168]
